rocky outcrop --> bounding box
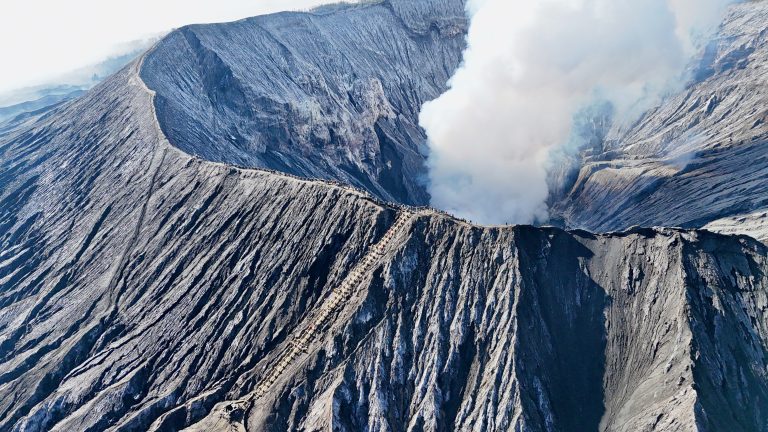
[0,1,767,431]
[0,55,766,430]
[140,0,467,206]
[184,224,768,432]
[551,2,768,241]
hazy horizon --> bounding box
[0,0,356,100]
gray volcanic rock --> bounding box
[140,0,467,206]
[551,1,768,241]
[187,225,768,432]
[0,60,398,431]
[0,1,767,431]
[0,55,767,430]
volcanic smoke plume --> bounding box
[419,0,734,225]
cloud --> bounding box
[419,0,735,225]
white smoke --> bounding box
[420,0,735,225]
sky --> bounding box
[0,0,348,96]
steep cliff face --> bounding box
[187,225,768,432]
[140,0,467,206]
[0,60,395,431]
[137,0,768,240]
[1,1,768,431]
[0,54,766,431]
[552,2,768,241]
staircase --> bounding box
[247,211,412,401]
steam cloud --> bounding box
[419,0,735,225]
